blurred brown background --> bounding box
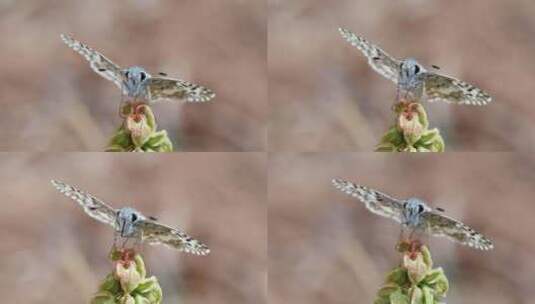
[269,0,535,151]
[0,0,266,151]
[0,153,266,303]
[269,153,535,303]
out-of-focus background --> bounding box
[269,0,535,151]
[0,153,266,303]
[269,153,535,303]
[0,0,266,151]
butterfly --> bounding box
[51,180,210,255]
[338,28,492,106]
[60,34,215,104]
[332,178,494,250]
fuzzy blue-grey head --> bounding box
[123,66,151,98]
[116,207,143,237]
[399,58,425,88]
[402,198,430,227]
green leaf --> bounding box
[134,277,163,304]
[414,103,429,130]
[423,269,449,297]
[386,268,409,286]
[381,127,405,146]
[409,286,423,304]
[376,284,401,298]
[375,143,398,152]
[91,291,117,304]
[134,294,152,304]
[134,254,147,279]
[421,246,433,268]
[99,274,121,294]
[390,289,410,304]
[422,286,435,304]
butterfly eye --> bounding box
[140,72,146,81]
[414,65,420,74]
[417,204,424,213]
[125,71,130,78]
[131,213,138,221]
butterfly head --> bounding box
[399,58,425,86]
[116,207,143,237]
[403,198,429,227]
[123,66,151,97]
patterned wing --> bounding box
[338,28,401,83]
[418,72,492,106]
[420,211,494,250]
[146,77,215,103]
[136,219,210,255]
[332,179,404,223]
[60,34,124,90]
[51,180,117,228]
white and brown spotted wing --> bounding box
[51,179,117,227]
[332,178,405,223]
[338,28,401,83]
[420,210,494,250]
[136,219,210,255]
[60,34,125,91]
[418,73,492,106]
[146,77,215,103]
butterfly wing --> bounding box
[419,211,493,250]
[51,180,117,228]
[136,219,210,255]
[146,77,215,103]
[332,179,405,223]
[60,34,125,91]
[338,28,401,83]
[418,72,492,106]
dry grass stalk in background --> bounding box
[374,241,449,304]
[106,104,173,152]
[376,101,444,152]
[91,248,163,304]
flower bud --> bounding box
[116,260,143,294]
[397,103,427,146]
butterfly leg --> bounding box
[119,93,129,118]
[108,232,119,254]
[120,236,131,249]
[392,86,401,112]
